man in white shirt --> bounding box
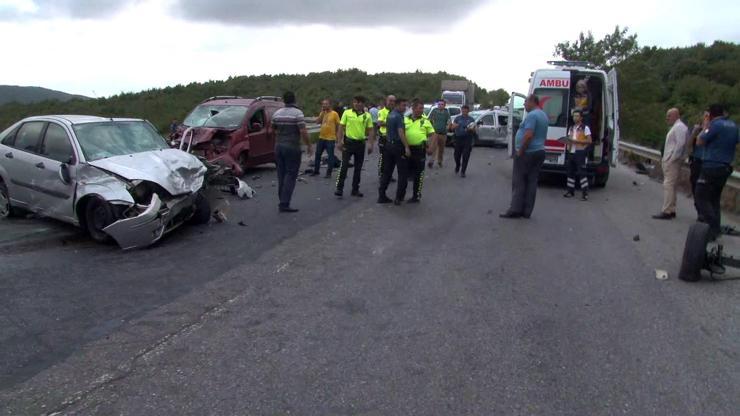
[653,108,688,219]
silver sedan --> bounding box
[0,115,211,249]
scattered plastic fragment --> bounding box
[655,269,668,280]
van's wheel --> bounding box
[0,180,17,219]
[188,193,212,225]
[679,222,711,282]
[85,197,116,243]
[594,172,609,188]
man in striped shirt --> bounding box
[271,91,312,213]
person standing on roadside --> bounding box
[694,104,739,240]
[404,99,436,204]
[271,91,312,213]
[335,96,375,198]
[450,105,476,177]
[563,109,593,201]
[312,99,340,178]
[653,108,688,219]
[378,98,411,204]
[500,94,548,219]
[427,100,450,168]
[687,111,710,198]
[377,95,396,179]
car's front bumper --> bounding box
[103,193,196,250]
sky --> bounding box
[0,0,738,98]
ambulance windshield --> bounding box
[534,88,569,127]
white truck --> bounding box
[507,61,620,187]
[441,80,475,107]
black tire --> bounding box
[238,152,249,174]
[188,193,211,225]
[679,222,711,282]
[85,197,116,243]
[594,171,609,188]
[0,180,17,219]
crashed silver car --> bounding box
[0,115,212,249]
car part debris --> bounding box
[234,178,255,199]
[633,234,640,241]
[654,269,668,280]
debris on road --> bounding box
[297,177,308,183]
[234,179,256,199]
[655,269,669,280]
[238,221,247,227]
[633,234,641,241]
[633,181,640,186]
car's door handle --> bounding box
[4,152,12,159]
[35,162,45,169]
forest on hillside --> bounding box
[0,70,509,133]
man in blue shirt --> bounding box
[694,104,739,239]
[378,98,411,205]
[450,105,476,177]
[501,94,549,219]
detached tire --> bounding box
[85,197,115,244]
[679,222,711,282]
[188,193,211,225]
[594,171,609,188]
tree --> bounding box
[554,26,639,69]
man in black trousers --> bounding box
[378,98,411,204]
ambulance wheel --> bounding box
[679,222,711,282]
[594,172,609,188]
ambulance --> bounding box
[507,61,620,187]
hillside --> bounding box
[0,70,509,133]
[0,85,89,106]
[616,41,739,148]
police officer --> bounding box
[335,96,376,198]
[694,104,739,240]
[404,99,436,204]
[377,95,396,179]
[378,98,411,204]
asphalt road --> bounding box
[1,147,738,415]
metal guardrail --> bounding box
[618,140,740,189]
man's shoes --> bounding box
[563,191,575,198]
[499,211,522,219]
[438,161,443,168]
[393,199,402,206]
[427,161,434,169]
[581,193,588,201]
[378,195,393,204]
[461,172,466,178]
[324,172,332,178]
[407,198,420,204]
[309,171,319,177]
[455,166,460,174]
[652,212,675,220]
[334,190,343,198]
[351,190,364,198]
[279,205,299,213]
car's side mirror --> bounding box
[59,163,71,184]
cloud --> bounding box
[171,0,489,28]
[0,0,136,20]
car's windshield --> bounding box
[73,121,169,161]
[469,111,486,120]
[183,104,247,129]
[442,92,464,105]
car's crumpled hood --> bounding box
[88,149,206,195]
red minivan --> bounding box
[173,96,284,176]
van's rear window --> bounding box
[534,88,569,127]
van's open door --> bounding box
[606,69,620,167]
[507,92,527,157]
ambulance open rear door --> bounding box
[606,69,620,167]
[507,92,527,157]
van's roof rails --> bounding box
[201,95,243,103]
[547,60,596,69]
[256,96,283,102]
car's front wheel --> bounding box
[188,193,212,225]
[85,197,116,243]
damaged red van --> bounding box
[173,96,284,176]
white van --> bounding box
[507,61,620,187]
